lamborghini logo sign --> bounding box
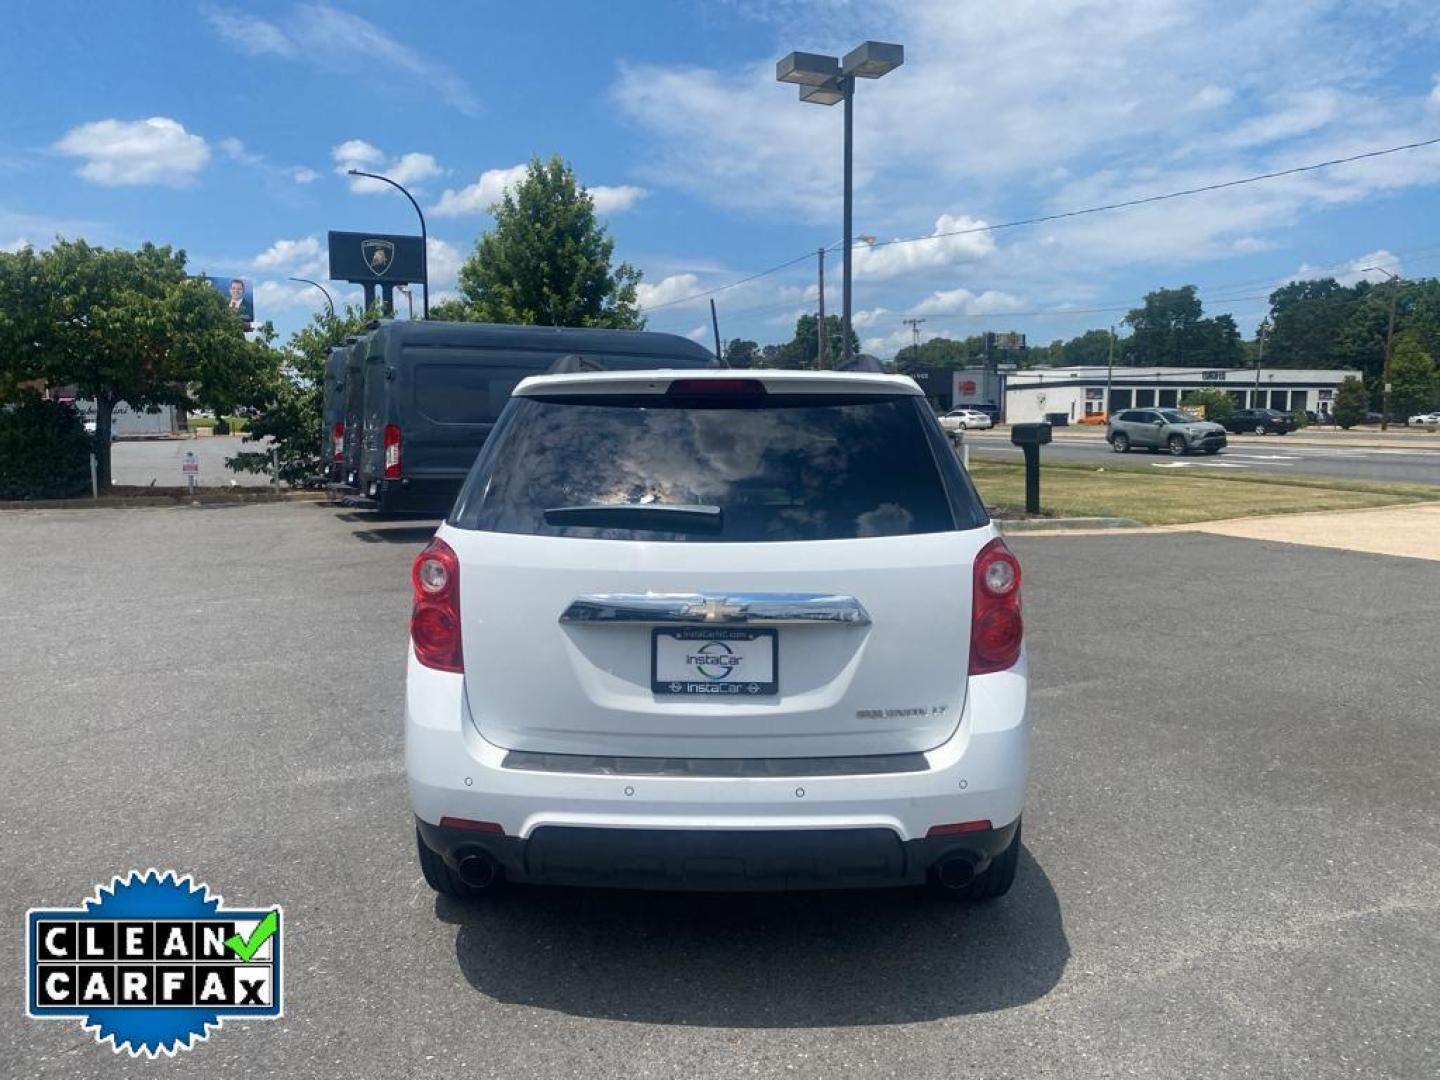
[361,239,395,277]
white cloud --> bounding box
[54,117,209,187]
[333,141,442,193]
[850,307,890,328]
[851,215,997,281]
[426,237,464,287]
[636,273,700,309]
[202,7,297,57]
[431,166,646,218]
[222,137,317,185]
[205,4,479,115]
[1431,76,1440,109]
[253,236,322,272]
[1220,89,1349,149]
[590,184,648,214]
[1289,248,1401,286]
[910,287,1024,317]
[1190,85,1234,111]
[684,324,710,342]
[2,237,30,253]
[431,164,529,217]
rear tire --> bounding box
[1111,432,1130,453]
[1253,424,1266,435]
[416,828,497,899]
[1168,435,1187,456]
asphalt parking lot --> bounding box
[2,503,1436,1079]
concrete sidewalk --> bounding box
[1178,502,1440,561]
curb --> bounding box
[995,516,1143,533]
[0,491,328,511]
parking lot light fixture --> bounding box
[777,41,904,366]
[776,51,842,86]
[346,167,429,319]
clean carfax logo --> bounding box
[26,870,283,1057]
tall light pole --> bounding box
[1362,266,1400,430]
[288,277,335,319]
[777,41,904,366]
[346,168,429,319]
[816,247,828,369]
[397,284,415,320]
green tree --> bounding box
[1061,329,1115,366]
[228,304,376,485]
[453,155,643,329]
[0,239,269,491]
[1179,387,1237,424]
[1387,333,1439,419]
[1122,285,1243,367]
[759,314,861,369]
[893,335,984,372]
[1331,377,1370,429]
[723,338,760,367]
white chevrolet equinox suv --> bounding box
[406,369,1029,900]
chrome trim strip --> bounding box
[502,750,926,777]
[558,592,871,626]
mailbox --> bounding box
[1010,422,1052,446]
[1009,423,1050,514]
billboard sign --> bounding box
[204,276,254,328]
[327,231,424,284]
[985,331,1026,352]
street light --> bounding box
[346,168,429,318]
[397,284,415,320]
[777,40,903,366]
[288,277,335,319]
[1362,266,1399,430]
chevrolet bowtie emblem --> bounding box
[686,597,747,622]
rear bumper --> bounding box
[417,817,1019,890]
[405,648,1029,890]
[368,476,465,514]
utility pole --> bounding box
[1381,277,1398,431]
[902,317,925,364]
[1254,319,1268,406]
[817,248,828,369]
[1106,325,1116,418]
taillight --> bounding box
[331,421,344,462]
[969,537,1023,675]
[411,537,462,672]
[384,423,402,479]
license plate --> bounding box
[651,628,778,696]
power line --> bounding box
[639,135,1440,314]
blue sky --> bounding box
[3,0,1439,356]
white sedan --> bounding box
[939,408,994,431]
[1408,412,1440,426]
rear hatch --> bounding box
[443,372,993,760]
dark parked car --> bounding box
[1224,408,1295,435]
[355,320,716,513]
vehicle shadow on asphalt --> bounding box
[331,511,443,545]
[436,848,1067,1025]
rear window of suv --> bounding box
[449,390,986,542]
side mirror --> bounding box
[1155,418,1165,426]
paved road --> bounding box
[111,435,274,488]
[2,504,1436,1078]
[964,431,1440,485]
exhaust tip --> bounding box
[935,856,976,891]
[456,851,499,890]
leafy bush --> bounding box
[1179,387,1236,424]
[0,393,93,500]
[1290,409,1309,430]
[1332,378,1370,429]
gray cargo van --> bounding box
[356,320,715,513]
[321,343,349,481]
[340,334,370,487]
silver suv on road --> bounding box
[1106,408,1227,456]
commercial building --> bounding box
[1002,367,1359,424]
